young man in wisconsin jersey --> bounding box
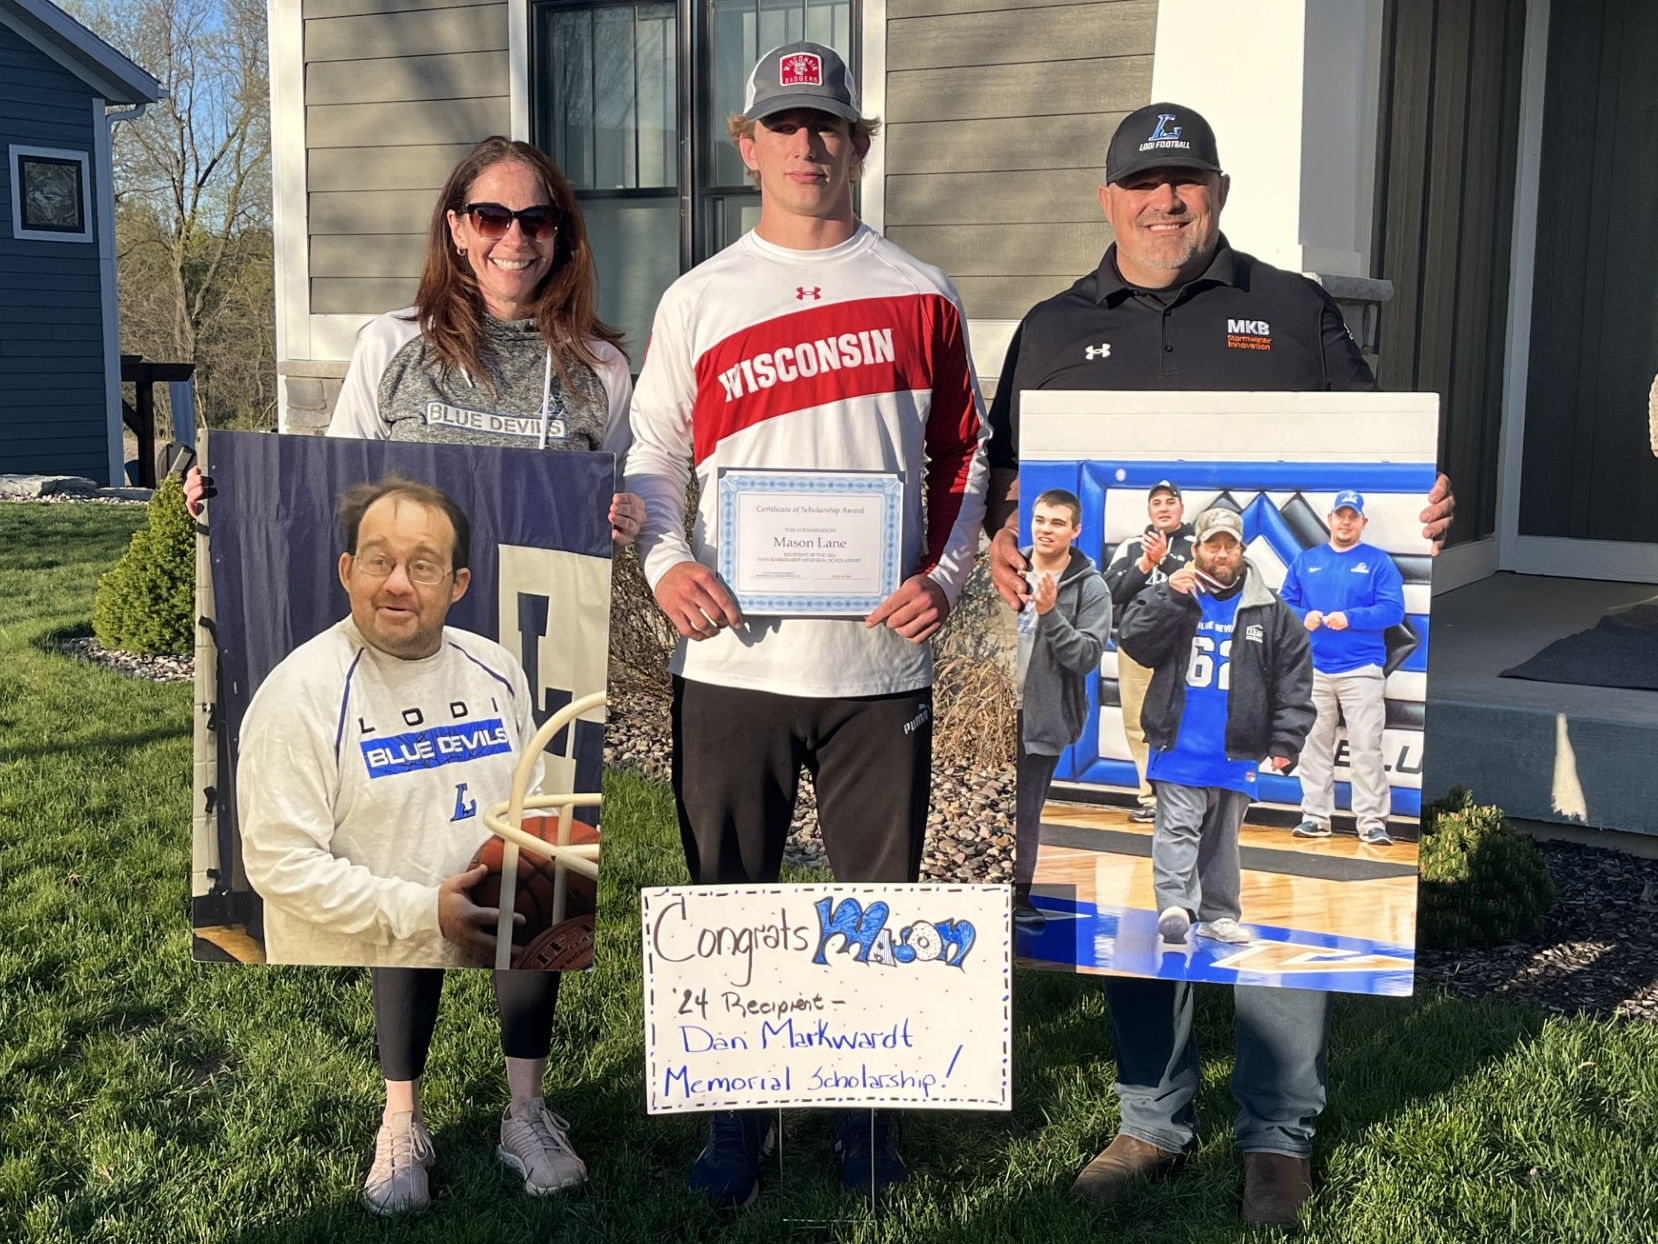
[623,40,988,1206]
[1277,490,1406,846]
[1116,507,1314,946]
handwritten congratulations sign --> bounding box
[640,884,1011,1113]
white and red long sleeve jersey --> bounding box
[624,225,990,698]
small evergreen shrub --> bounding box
[1417,786,1555,949]
[92,475,195,655]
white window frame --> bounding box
[9,144,93,243]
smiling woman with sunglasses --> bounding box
[324,135,645,545]
[316,138,635,1214]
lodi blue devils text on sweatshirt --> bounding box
[1277,542,1405,674]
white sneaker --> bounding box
[1197,918,1252,945]
[1292,820,1331,839]
[1157,906,1191,943]
[363,1111,435,1215]
[499,1097,587,1194]
[1359,824,1394,846]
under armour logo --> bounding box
[796,286,822,300]
[1084,343,1111,360]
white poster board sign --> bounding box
[641,884,1011,1113]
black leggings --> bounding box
[371,968,561,1081]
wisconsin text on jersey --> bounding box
[713,326,896,401]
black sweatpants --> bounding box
[372,968,561,1082]
[1014,742,1061,895]
[671,676,932,885]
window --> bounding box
[9,145,92,243]
[534,0,855,359]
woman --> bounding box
[192,136,638,1214]
[338,137,636,1215]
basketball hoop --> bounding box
[482,690,606,971]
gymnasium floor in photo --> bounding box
[1017,797,1419,997]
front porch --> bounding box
[1425,572,1658,837]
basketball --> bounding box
[469,814,600,955]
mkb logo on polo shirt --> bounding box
[1225,318,1272,352]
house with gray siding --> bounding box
[269,0,1658,835]
[0,0,160,484]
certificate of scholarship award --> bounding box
[717,469,904,616]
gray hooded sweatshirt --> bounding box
[1017,546,1112,755]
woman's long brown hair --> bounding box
[413,136,625,391]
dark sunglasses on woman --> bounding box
[465,202,559,241]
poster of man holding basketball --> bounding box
[235,475,592,970]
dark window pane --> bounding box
[547,2,676,191]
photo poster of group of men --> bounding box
[189,431,614,972]
[1012,392,1439,997]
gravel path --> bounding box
[67,639,1658,1023]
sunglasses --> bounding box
[464,201,559,241]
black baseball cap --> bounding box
[1106,102,1223,185]
[743,42,862,123]
[1148,480,1182,500]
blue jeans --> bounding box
[1103,976,1332,1157]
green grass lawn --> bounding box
[1,500,1655,1243]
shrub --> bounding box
[92,475,195,655]
[1417,786,1555,950]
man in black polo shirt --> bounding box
[983,101,1453,1228]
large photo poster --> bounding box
[1014,393,1438,997]
[190,431,613,971]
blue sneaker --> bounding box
[688,1111,774,1208]
[833,1110,907,1194]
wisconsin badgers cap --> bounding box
[1106,102,1223,184]
[743,41,861,123]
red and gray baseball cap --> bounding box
[743,41,862,123]
[1106,102,1223,184]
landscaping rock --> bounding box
[0,474,100,499]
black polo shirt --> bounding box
[986,236,1376,469]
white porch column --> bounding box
[1149,0,1382,279]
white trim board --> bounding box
[967,318,1017,386]
[1495,0,1551,574]
[1430,537,1497,596]
[1509,538,1658,585]
[269,0,308,397]
[509,0,529,141]
[93,100,121,484]
[859,0,886,235]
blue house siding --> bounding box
[0,20,108,481]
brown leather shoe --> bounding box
[1241,1151,1313,1227]
[1070,1133,1185,1204]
